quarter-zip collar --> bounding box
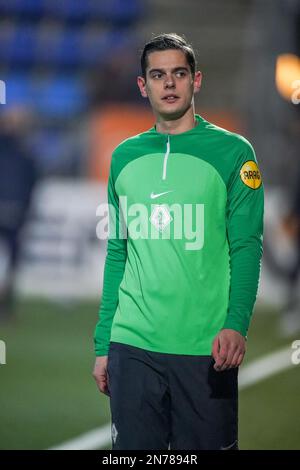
[148,114,206,181]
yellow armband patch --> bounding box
[240,160,262,189]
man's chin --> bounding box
[158,105,189,121]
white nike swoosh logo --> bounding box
[220,440,238,450]
[150,190,174,199]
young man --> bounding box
[93,33,264,450]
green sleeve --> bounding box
[222,141,264,337]
[94,154,127,356]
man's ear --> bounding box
[193,71,202,94]
[137,76,148,98]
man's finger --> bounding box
[237,352,245,367]
[214,341,229,370]
[219,344,238,371]
[94,374,110,396]
[211,336,219,361]
[229,348,243,368]
[99,380,110,396]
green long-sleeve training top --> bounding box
[94,114,264,356]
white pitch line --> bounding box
[238,345,294,390]
[50,345,296,450]
[49,424,111,450]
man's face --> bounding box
[137,49,202,120]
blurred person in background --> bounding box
[0,106,37,321]
[280,169,300,336]
[88,49,142,106]
[93,33,264,450]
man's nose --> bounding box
[164,74,175,88]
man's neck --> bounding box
[155,107,197,134]
[155,107,197,135]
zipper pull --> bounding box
[162,135,170,180]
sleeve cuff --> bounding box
[222,317,248,338]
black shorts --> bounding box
[107,341,238,450]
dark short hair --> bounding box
[140,33,196,79]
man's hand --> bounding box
[93,356,110,396]
[212,329,246,372]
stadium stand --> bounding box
[0,0,144,175]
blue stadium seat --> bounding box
[42,0,142,23]
[0,0,44,17]
[35,27,137,69]
[43,0,90,22]
[33,76,86,117]
[0,0,143,23]
[55,30,82,67]
[2,73,86,117]
[80,29,138,66]
[0,26,36,66]
[90,0,142,25]
[0,24,15,63]
[35,29,81,68]
[3,73,34,107]
[12,27,37,65]
[35,28,63,66]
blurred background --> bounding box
[0,0,300,450]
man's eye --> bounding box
[153,73,162,79]
[176,71,186,77]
